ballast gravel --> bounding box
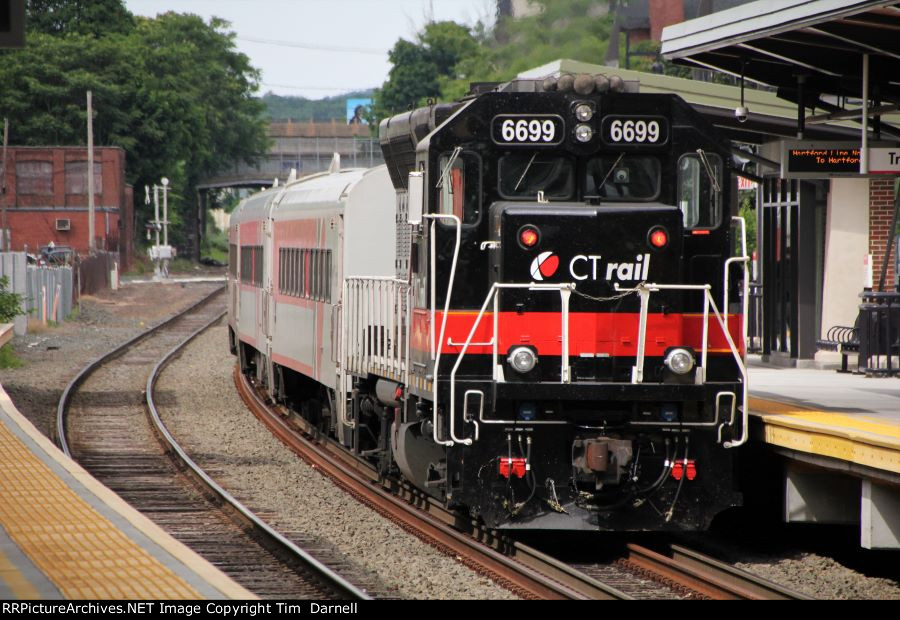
[734,551,900,599]
[2,280,223,437]
[156,321,518,600]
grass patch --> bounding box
[0,344,23,369]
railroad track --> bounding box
[57,287,367,600]
[235,368,811,600]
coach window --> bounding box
[677,153,722,229]
[437,151,481,224]
[498,153,574,200]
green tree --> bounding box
[0,7,268,247]
[373,1,618,121]
[27,0,134,37]
[374,21,481,118]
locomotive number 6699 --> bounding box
[492,114,564,145]
[602,115,668,145]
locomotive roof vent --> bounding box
[497,73,639,95]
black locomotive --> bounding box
[378,73,748,530]
[230,71,749,532]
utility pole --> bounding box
[161,177,169,247]
[87,90,95,253]
[1,118,8,251]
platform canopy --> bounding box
[519,58,867,145]
[661,0,900,141]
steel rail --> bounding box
[625,543,812,600]
[234,367,629,601]
[147,311,370,601]
[667,544,813,600]
[56,285,226,457]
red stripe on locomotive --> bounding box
[412,311,743,357]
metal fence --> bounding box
[25,265,74,325]
[0,252,27,336]
[79,252,117,295]
[857,291,900,377]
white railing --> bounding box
[440,282,575,446]
[339,277,410,428]
[618,216,751,448]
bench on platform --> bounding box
[816,322,859,373]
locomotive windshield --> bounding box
[677,152,723,228]
[584,155,661,201]
[498,153,575,199]
[438,151,481,224]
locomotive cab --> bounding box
[382,75,748,530]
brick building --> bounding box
[0,146,133,268]
[868,178,897,290]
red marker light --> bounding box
[519,226,540,248]
[649,227,668,249]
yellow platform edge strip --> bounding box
[750,396,900,475]
[0,548,41,600]
[0,383,255,600]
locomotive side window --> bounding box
[498,153,574,200]
[677,153,722,229]
[584,155,660,201]
[437,151,481,224]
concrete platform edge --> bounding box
[0,382,256,600]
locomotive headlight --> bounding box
[664,348,695,375]
[508,347,538,373]
[574,103,594,122]
[574,123,594,143]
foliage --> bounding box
[201,221,229,265]
[0,344,23,369]
[262,91,375,122]
[0,276,23,323]
[738,194,757,256]
[27,0,134,37]
[374,21,481,118]
[1,3,269,249]
[374,0,618,119]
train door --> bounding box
[231,223,239,327]
[262,199,278,386]
[331,214,343,366]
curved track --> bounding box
[234,368,810,600]
[57,287,368,600]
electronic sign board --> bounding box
[781,141,861,178]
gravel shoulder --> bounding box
[155,321,518,601]
[1,280,223,438]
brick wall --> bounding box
[649,0,685,41]
[869,177,897,289]
[0,146,128,256]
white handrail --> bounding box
[620,281,749,449]
[423,213,462,447]
[449,282,575,445]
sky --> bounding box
[124,0,495,99]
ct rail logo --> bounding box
[530,251,559,281]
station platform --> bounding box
[748,358,900,477]
[747,358,900,548]
[0,383,254,600]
